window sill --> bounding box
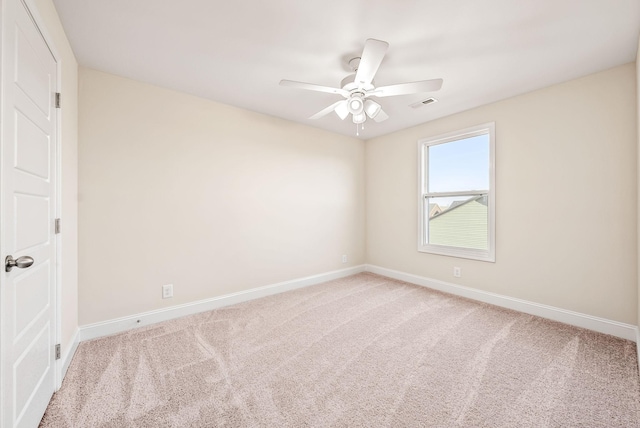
[418,244,495,262]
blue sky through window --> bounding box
[428,134,489,193]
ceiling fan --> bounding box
[280,38,443,130]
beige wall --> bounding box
[78,68,365,325]
[366,64,638,324]
[637,39,640,330]
[32,0,79,356]
[77,58,637,327]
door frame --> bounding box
[0,0,64,397]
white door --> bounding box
[0,0,58,426]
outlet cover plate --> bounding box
[162,284,173,299]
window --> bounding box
[418,123,495,262]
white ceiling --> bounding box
[52,0,640,140]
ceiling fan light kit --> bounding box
[335,101,349,120]
[352,112,366,124]
[348,95,364,115]
[280,38,443,133]
[364,99,381,119]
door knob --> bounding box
[5,255,34,272]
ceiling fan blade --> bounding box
[280,80,348,97]
[372,79,443,97]
[309,101,345,120]
[372,108,389,122]
[354,39,389,88]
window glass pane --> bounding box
[426,195,488,250]
[428,134,489,193]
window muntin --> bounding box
[418,123,495,262]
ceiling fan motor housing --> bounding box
[341,74,375,92]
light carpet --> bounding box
[41,273,640,427]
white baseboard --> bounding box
[365,264,638,342]
[80,265,366,342]
[57,328,80,389]
[78,263,638,345]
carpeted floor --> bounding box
[41,273,640,427]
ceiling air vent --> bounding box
[410,98,438,109]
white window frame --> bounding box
[417,122,495,262]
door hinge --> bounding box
[55,344,61,360]
[55,92,61,109]
[54,218,61,234]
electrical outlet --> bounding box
[453,267,461,278]
[162,284,173,299]
[342,254,348,263]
